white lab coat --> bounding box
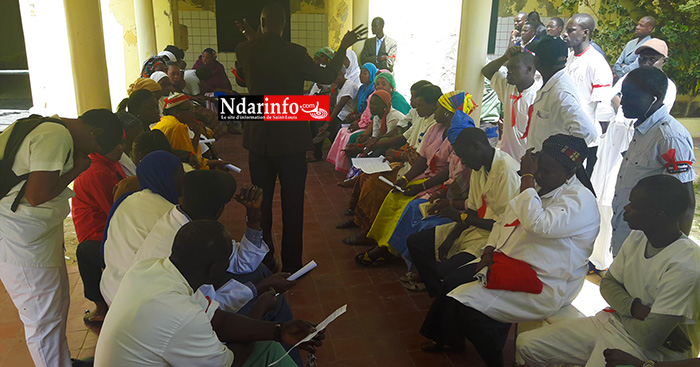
[527,69,598,151]
[448,176,600,323]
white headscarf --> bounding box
[157,50,177,63]
[344,49,361,86]
[150,71,169,83]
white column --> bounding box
[63,0,112,113]
[454,0,493,126]
[134,0,157,63]
[352,0,369,55]
[18,0,78,117]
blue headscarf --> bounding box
[136,151,181,205]
[355,63,377,114]
[447,110,476,144]
[100,150,181,256]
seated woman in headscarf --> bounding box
[344,48,361,87]
[340,91,475,246]
[325,63,378,171]
[151,93,232,170]
[345,72,410,157]
[100,151,185,306]
[192,48,233,93]
[140,55,168,78]
[418,134,599,366]
[354,91,475,266]
[310,70,360,161]
[127,77,163,100]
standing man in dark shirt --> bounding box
[360,17,397,72]
[235,4,366,272]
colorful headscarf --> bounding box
[163,93,189,110]
[315,46,335,59]
[438,91,477,115]
[141,56,167,78]
[447,111,476,144]
[136,151,182,205]
[374,72,396,90]
[127,78,162,96]
[372,90,393,135]
[541,134,595,195]
[355,63,377,113]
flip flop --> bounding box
[400,280,427,291]
[354,251,386,267]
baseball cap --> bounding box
[528,35,568,66]
[635,38,668,57]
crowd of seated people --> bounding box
[0,7,697,367]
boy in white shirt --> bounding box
[518,175,700,366]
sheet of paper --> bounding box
[378,175,404,193]
[351,156,392,174]
[418,201,436,219]
[287,260,317,281]
[268,305,347,366]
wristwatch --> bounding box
[642,360,656,367]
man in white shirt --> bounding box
[518,175,700,366]
[482,47,542,161]
[95,220,325,367]
[614,16,655,78]
[589,38,677,271]
[610,67,695,257]
[0,110,123,367]
[563,13,614,175]
[525,36,598,152]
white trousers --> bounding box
[0,260,72,367]
[516,312,648,367]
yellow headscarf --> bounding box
[127,78,162,96]
[438,90,476,115]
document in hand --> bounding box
[268,305,348,366]
[351,156,392,174]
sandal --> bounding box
[83,310,105,326]
[354,251,387,267]
[336,219,358,229]
[401,280,427,291]
[419,340,465,353]
[344,208,355,216]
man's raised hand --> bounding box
[340,25,369,49]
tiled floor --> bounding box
[0,133,499,367]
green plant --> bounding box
[560,0,700,117]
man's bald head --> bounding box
[635,16,656,39]
[571,13,596,33]
[261,3,286,35]
[640,16,656,28]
